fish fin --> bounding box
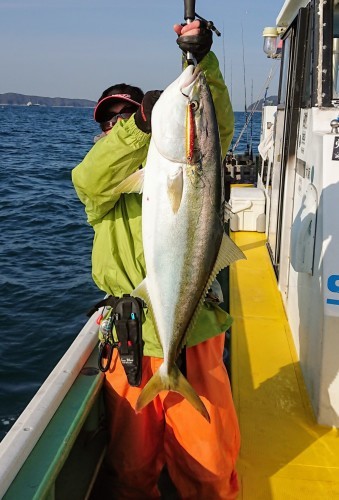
[167,168,183,213]
[131,278,149,304]
[135,363,210,422]
[214,233,246,271]
[185,234,246,340]
[113,169,144,195]
[202,233,246,305]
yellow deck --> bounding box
[230,231,339,500]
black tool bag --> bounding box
[90,294,144,387]
[114,295,144,387]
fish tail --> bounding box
[135,364,210,422]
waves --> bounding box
[0,106,100,438]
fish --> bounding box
[114,64,245,422]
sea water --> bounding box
[0,106,262,440]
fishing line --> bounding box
[232,65,278,153]
[250,78,254,157]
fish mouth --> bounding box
[180,65,201,98]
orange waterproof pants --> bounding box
[104,333,240,499]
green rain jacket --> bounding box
[72,52,234,357]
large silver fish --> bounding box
[115,65,245,421]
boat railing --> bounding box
[0,308,105,499]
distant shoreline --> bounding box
[0,92,277,111]
[0,92,96,108]
[0,104,264,113]
[0,104,94,108]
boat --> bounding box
[1,0,339,497]
[228,0,339,494]
[253,0,339,429]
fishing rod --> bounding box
[241,24,249,154]
[222,21,226,81]
[229,23,247,153]
[250,78,254,159]
[183,0,221,66]
[184,0,196,64]
[232,67,276,153]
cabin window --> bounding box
[333,1,339,98]
[279,35,291,105]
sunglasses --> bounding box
[100,106,138,132]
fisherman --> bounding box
[72,19,240,499]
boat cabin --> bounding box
[258,0,339,427]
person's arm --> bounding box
[72,115,150,225]
[199,51,234,158]
[174,20,234,158]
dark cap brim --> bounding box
[94,94,141,122]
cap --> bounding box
[94,93,141,123]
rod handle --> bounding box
[184,0,196,21]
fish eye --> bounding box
[190,100,199,111]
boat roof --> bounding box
[276,0,310,28]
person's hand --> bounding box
[173,19,213,63]
[134,90,162,134]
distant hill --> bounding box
[248,95,278,111]
[0,93,96,108]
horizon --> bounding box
[0,91,278,113]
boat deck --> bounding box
[230,231,339,500]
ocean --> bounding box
[0,106,262,440]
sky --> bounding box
[0,0,282,111]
